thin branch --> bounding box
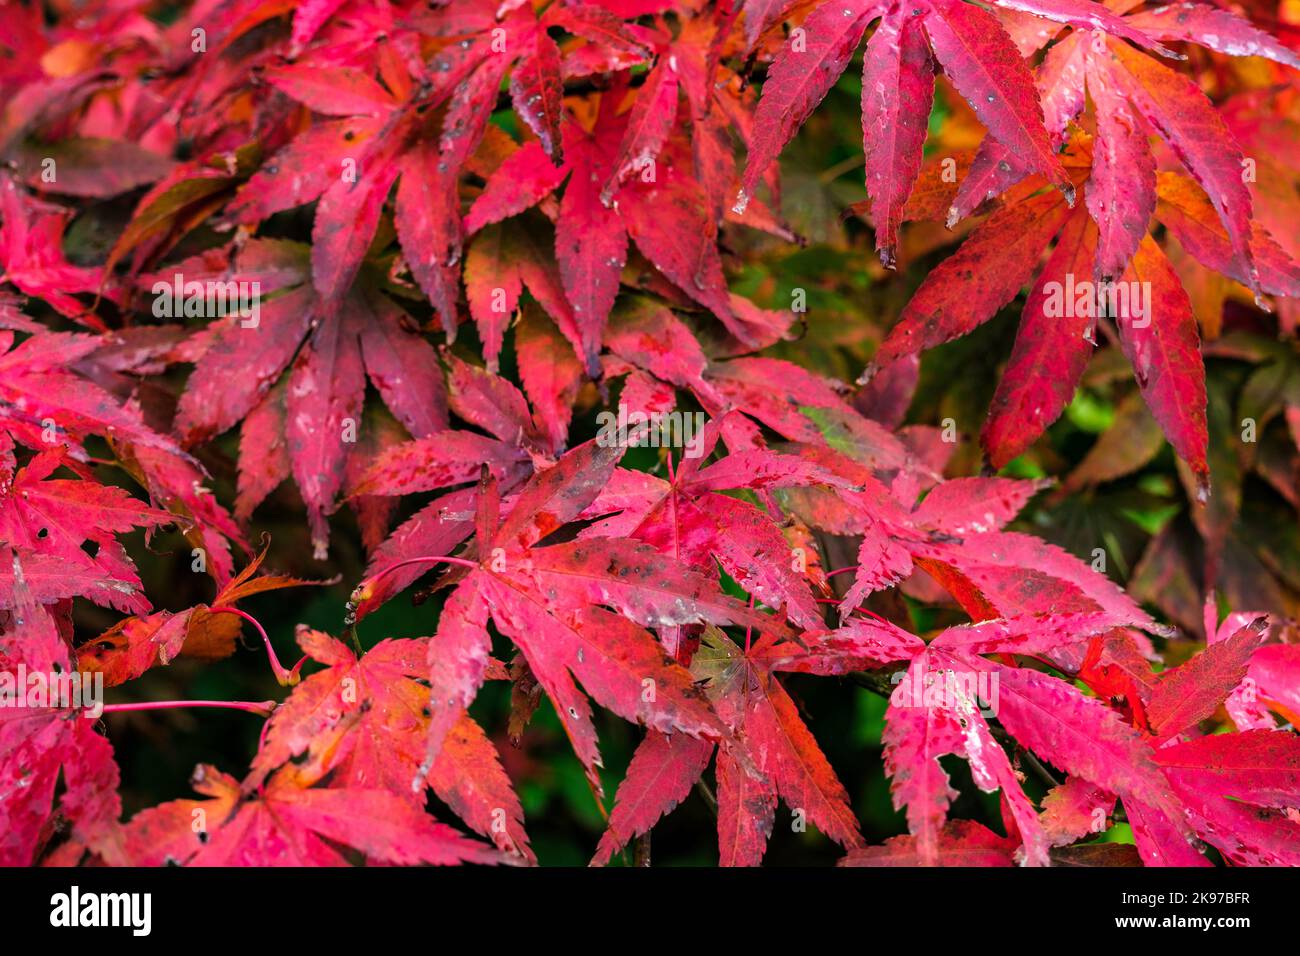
[103,699,276,717]
[695,779,718,815]
[1019,748,1062,790]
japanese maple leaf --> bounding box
[1202,601,1300,730]
[948,0,1299,290]
[563,411,862,631]
[961,653,1282,865]
[703,355,914,472]
[1037,615,1300,868]
[166,238,445,557]
[1152,730,1300,867]
[113,433,250,588]
[767,435,1160,638]
[0,694,122,866]
[247,625,534,861]
[224,4,564,326]
[444,535,752,794]
[0,330,179,456]
[593,625,866,865]
[346,345,631,613]
[342,348,578,611]
[34,325,250,587]
[463,38,793,374]
[358,340,894,647]
[951,636,1187,864]
[0,175,112,328]
[0,449,171,614]
[864,135,1300,489]
[691,624,867,861]
[1145,616,1266,740]
[0,581,123,866]
[466,120,762,377]
[763,609,1230,866]
[597,347,1080,634]
[121,763,502,867]
[462,212,591,375]
[352,441,766,794]
[804,614,1120,865]
[902,502,1163,633]
[733,0,1177,265]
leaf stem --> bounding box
[208,605,306,686]
[823,566,898,625]
[363,555,479,594]
[102,699,276,717]
[818,153,865,184]
[813,596,895,627]
[349,554,481,623]
[342,622,364,657]
[1018,747,1062,789]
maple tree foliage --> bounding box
[1,0,1299,869]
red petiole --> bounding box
[208,605,306,686]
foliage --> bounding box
[2,0,1299,868]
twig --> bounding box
[103,699,276,717]
[1019,748,1061,789]
[695,779,718,815]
